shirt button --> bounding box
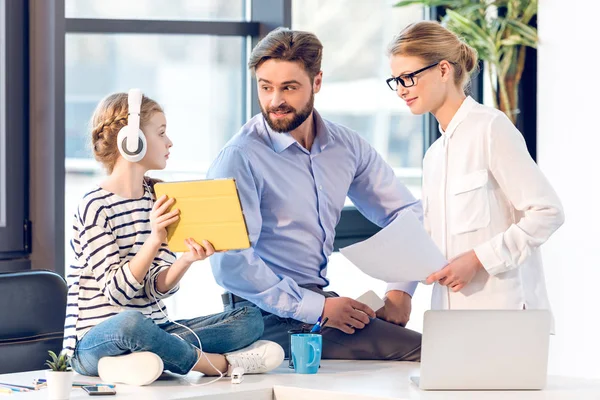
[319,185,323,190]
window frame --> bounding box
[30,1,487,274]
[0,0,29,266]
[33,0,292,275]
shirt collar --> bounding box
[438,96,477,139]
[262,109,335,154]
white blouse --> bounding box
[422,96,564,313]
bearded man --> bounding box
[207,27,422,362]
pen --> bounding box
[0,387,12,395]
[0,383,32,392]
[310,316,323,333]
[319,317,329,331]
[0,386,27,393]
[34,379,115,388]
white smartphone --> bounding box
[355,290,385,312]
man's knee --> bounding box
[382,323,422,361]
[401,343,421,362]
[320,319,422,361]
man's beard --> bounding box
[261,93,314,133]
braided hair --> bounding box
[89,92,163,173]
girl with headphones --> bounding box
[386,22,564,314]
[63,90,284,386]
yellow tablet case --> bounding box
[153,179,250,252]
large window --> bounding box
[0,0,28,263]
[65,34,244,173]
[65,34,245,284]
[0,0,5,232]
[292,0,432,332]
[65,0,245,21]
[64,2,251,317]
[63,1,432,329]
[293,0,424,194]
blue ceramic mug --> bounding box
[290,333,322,374]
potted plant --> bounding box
[394,0,538,125]
[45,350,74,400]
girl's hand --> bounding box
[180,238,216,264]
[425,250,483,292]
[149,195,179,245]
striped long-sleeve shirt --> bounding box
[63,184,178,356]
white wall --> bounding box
[538,0,600,379]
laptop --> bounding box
[411,310,551,390]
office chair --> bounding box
[0,270,67,373]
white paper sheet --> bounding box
[339,210,447,282]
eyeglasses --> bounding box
[386,62,440,91]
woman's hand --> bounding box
[426,250,483,292]
[149,195,179,245]
[180,238,216,264]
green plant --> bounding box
[394,0,537,124]
[45,350,71,372]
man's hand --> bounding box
[376,290,412,327]
[322,297,376,334]
[426,250,482,292]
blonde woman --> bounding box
[64,92,283,386]
[386,22,564,312]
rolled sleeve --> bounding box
[294,288,326,324]
[385,281,418,297]
[474,239,508,276]
[121,262,145,292]
[145,245,179,300]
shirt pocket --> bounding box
[449,169,490,235]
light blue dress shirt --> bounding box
[207,110,422,324]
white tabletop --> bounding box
[2,361,599,400]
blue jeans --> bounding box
[71,307,263,376]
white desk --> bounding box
[2,361,599,400]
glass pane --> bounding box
[293,1,428,327]
[0,0,5,228]
[65,34,244,316]
[66,0,246,21]
[292,0,424,195]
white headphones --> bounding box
[117,88,147,162]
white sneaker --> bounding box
[98,352,163,386]
[225,340,284,375]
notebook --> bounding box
[153,179,250,252]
